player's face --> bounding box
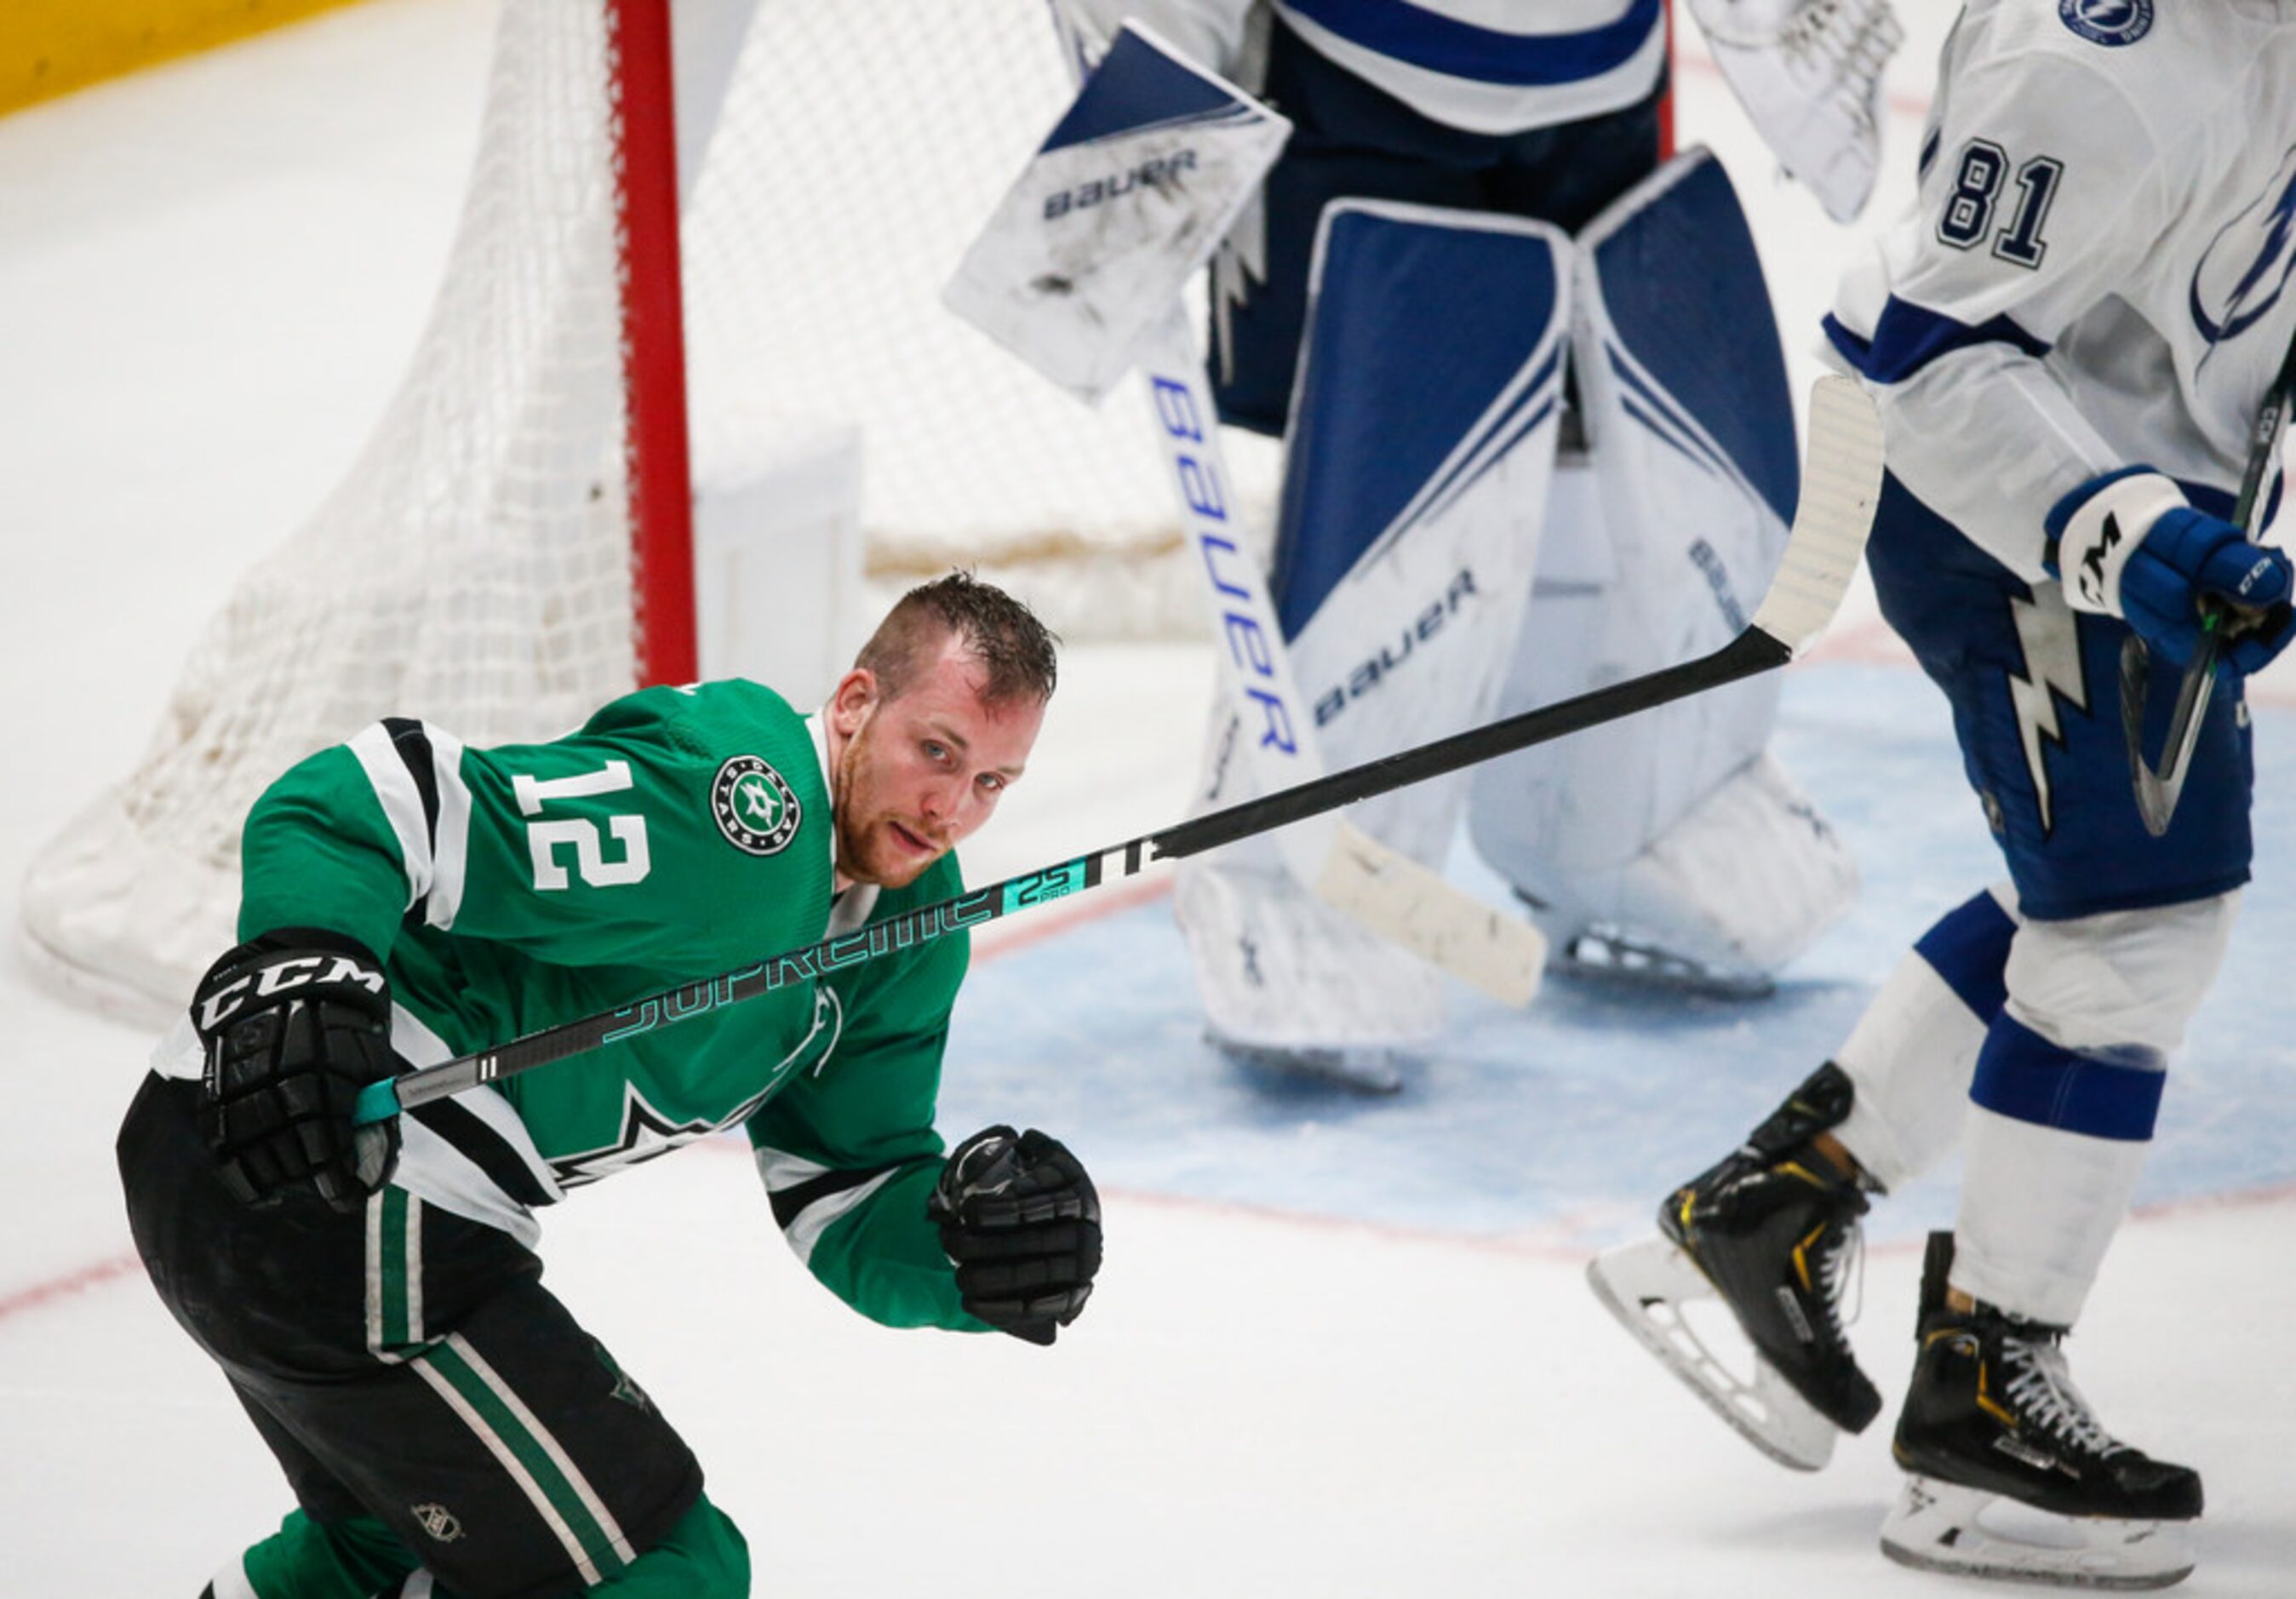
[827,637,1045,889]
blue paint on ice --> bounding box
[937,663,2296,1250]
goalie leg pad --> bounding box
[1471,148,1846,974]
[1177,853,1447,1052]
[1537,750,1858,980]
[1182,200,1570,1049]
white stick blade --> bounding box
[1750,375,1883,655]
[1313,823,1547,1006]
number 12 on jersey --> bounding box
[513,760,652,890]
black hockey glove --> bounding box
[928,1126,1102,1346]
[192,930,404,1214]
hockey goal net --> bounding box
[20,0,1270,1019]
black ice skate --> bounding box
[1587,1062,1881,1470]
[1881,1231,2201,1590]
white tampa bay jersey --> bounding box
[1064,0,1667,135]
[1825,0,2296,579]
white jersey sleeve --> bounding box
[1824,9,2169,579]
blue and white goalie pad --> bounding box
[1469,148,1856,978]
[1179,201,1569,1050]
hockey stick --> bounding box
[2118,332,2296,836]
[350,379,1878,1127]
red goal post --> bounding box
[615,0,700,688]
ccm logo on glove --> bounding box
[196,951,387,1032]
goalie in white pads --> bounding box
[1063,0,1856,1085]
[1590,0,2296,1586]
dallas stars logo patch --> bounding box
[712,754,801,855]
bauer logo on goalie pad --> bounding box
[1688,538,1749,631]
[711,755,800,856]
[1043,151,1199,222]
[1312,567,1481,728]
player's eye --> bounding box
[923,740,949,764]
[976,772,1005,794]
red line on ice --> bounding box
[0,1251,143,1323]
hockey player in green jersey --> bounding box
[117,573,1103,1599]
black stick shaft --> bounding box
[355,624,1790,1125]
[1154,628,1787,858]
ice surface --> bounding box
[3,3,2291,1595]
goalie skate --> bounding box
[1555,924,1777,1000]
[1586,1235,1842,1470]
[1209,1034,1410,1096]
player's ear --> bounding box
[827,667,878,736]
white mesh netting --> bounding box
[21,0,1271,1017]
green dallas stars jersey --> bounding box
[215,678,986,1333]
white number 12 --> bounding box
[513,760,651,890]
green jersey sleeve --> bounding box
[744,853,990,1333]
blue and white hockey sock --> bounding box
[1834,885,2017,1191]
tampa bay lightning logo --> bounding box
[2057,0,2151,44]
[2189,146,2296,347]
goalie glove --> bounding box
[1687,0,1904,222]
[929,1126,1102,1345]
[192,931,405,1214]
[2047,467,2295,676]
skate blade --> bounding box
[1210,1036,1406,1095]
[1555,927,1777,1001]
[1586,1237,1837,1472]
[1881,1475,2197,1590]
